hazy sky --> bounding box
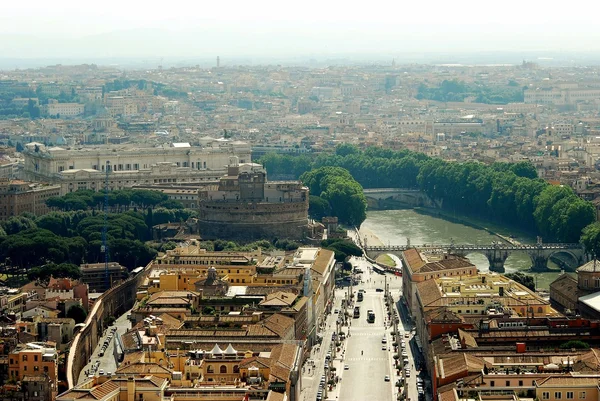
[1,0,599,59]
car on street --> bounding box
[382,345,387,350]
[376,288,384,292]
[344,364,349,370]
[402,351,408,357]
[334,309,338,314]
[384,375,390,382]
[405,369,411,377]
[405,333,409,338]
[382,337,387,344]
[99,369,104,375]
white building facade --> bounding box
[22,140,252,195]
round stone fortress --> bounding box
[197,157,309,241]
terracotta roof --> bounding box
[416,279,442,307]
[311,249,334,276]
[418,257,474,273]
[115,362,172,375]
[112,375,168,389]
[262,314,294,338]
[536,375,600,387]
[577,260,600,273]
[269,363,290,382]
[437,387,459,401]
[121,351,145,366]
[550,273,578,295]
[270,343,298,369]
[428,308,464,324]
[57,380,119,400]
[437,354,468,379]
[260,292,296,307]
[457,328,478,348]
[266,391,286,401]
[239,356,271,369]
[403,249,425,273]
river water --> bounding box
[361,209,564,290]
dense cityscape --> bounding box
[3,28,600,401]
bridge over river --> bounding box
[364,240,588,273]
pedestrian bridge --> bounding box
[364,242,587,273]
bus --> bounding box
[367,310,375,323]
[353,306,360,318]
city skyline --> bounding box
[1,0,599,64]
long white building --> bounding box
[22,140,252,195]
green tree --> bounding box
[505,272,535,291]
[2,215,37,235]
[581,223,600,260]
[308,196,331,221]
[301,167,367,226]
[66,304,87,324]
[336,143,360,157]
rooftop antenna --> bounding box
[101,161,111,291]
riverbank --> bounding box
[412,207,536,245]
[361,209,563,290]
[357,225,384,247]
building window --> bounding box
[34,355,38,361]
[566,392,574,399]
[220,365,227,374]
[580,392,586,399]
[22,355,27,362]
[490,381,494,387]
[207,365,214,373]
[555,392,562,399]
[505,381,510,386]
[518,380,523,386]
[43,366,48,372]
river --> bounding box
[361,209,565,290]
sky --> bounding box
[0,0,599,61]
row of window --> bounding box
[542,391,584,399]
[206,365,240,374]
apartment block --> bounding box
[8,343,58,389]
[0,179,61,219]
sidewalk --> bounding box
[300,294,346,401]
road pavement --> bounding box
[77,310,131,384]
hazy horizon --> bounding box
[2,0,599,68]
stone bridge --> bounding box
[364,241,588,273]
[363,188,439,208]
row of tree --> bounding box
[45,189,183,212]
[0,210,159,273]
[415,79,525,104]
[260,145,596,242]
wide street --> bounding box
[77,309,131,384]
[301,256,426,401]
